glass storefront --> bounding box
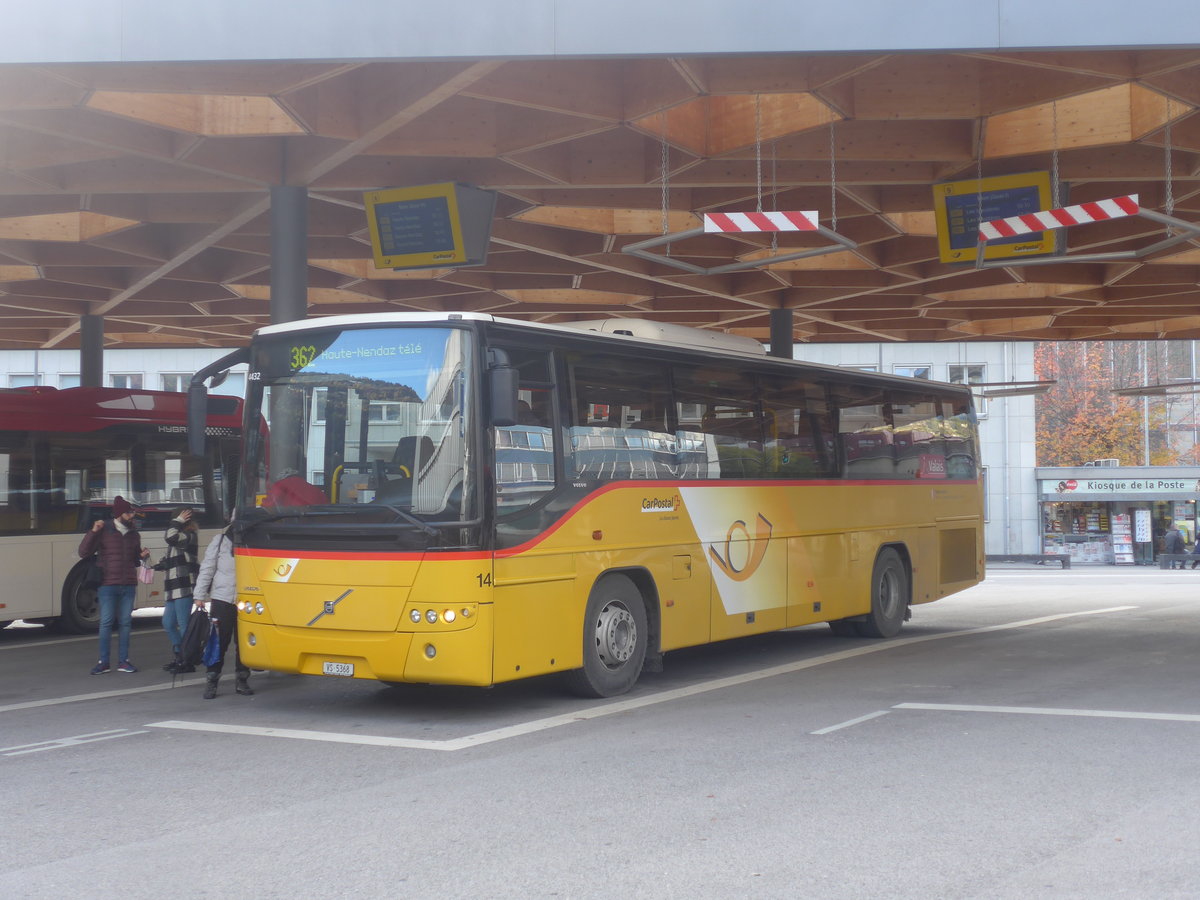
[1037,467,1200,565]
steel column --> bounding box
[270,184,308,325]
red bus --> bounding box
[0,386,241,632]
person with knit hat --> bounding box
[77,495,150,674]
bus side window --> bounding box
[833,384,894,479]
[493,346,556,511]
[673,364,762,479]
[758,374,836,479]
[566,353,673,481]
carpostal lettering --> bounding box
[641,496,680,513]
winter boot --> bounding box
[203,671,219,700]
[235,674,254,696]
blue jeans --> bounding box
[161,595,193,652]
[97,583,136,665]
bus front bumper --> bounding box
[237,603,495,686]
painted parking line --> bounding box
[147,605,1138,751]
[0,676,204,714]
[810,710,891,735]
[1,728,150,756]
[894,702,1200,723]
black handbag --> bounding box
[179,609,211,667]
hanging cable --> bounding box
[1050,100,1061,206]
[755,95,763,214]
[828,117,839,231]
[1164,96,1175,218]
[660,115,670,236]
[975,119,984,242]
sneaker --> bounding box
[116,660,138,674]
[90,661,110,675]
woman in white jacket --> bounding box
[193,523,252,700]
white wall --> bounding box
[0,348,247,396]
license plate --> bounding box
[322,661,354,677]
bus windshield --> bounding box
[238,325,476,529]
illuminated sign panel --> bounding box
[933,172,1054,263]
[364,182,496,270]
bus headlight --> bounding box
[442,609,456,623]
[425,609,438,624]
[424,643,436,658]
[255,602,265,615]
[410,609,422,624]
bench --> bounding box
[1157,553,1196,570]
[987,553,1071,569]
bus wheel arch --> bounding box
[54,561,102,634]
[857,544,910,638]
[565,569,653,698]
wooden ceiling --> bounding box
[2,49,1200,349]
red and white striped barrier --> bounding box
[704,211,820,233]
[978,194,1139,242]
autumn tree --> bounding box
[1035,342,1157,465]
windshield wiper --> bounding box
[237,504,438,538]
[373,503,439,537]
[235,507,350,536]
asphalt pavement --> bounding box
[3,565,1199,899]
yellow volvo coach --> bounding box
[188,312,983,697]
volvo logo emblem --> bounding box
[306,589,353,626]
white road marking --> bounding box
[0,634,99,651]
[0,677,204,714]
[147,605,1138,751]
[894,702,1200,723]
[146,720,452,750]
[1,728,150,756]
[810,710,890,735]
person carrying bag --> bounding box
[192,521,252,700]
[159,507,200,673]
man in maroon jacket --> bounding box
[78,496,150,674]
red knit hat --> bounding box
[112,496,132,517]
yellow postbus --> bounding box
[189,313,983,697]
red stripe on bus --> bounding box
[236,478,978,561]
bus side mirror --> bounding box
[187,346,249,457]
[490,365,519,427]
[187,381,208,456]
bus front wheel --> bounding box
[857,548,908,638]
[55,565,102,634]
[566,573,648,698]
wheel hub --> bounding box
[594,601,636,668]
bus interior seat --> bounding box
[392,436,434,476]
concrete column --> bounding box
[270,184,308,325]
[769,308,794,359]
[79,314,104,387]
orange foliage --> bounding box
[1035,342,1161,466]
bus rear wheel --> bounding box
[54,565,102,634]
[566,573,648,698]
[857,548,908,638]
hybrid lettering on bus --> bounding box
[190,313,982,697]
[0,387,241,632]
